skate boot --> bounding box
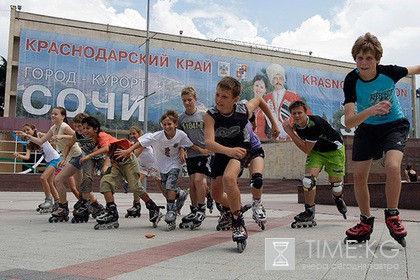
[125,201,141,218]
[165,203,177,231]
[206,193,214,214]
[73,198,83,210]
[179,205,197,229]
[232,211,247,253]
[190,204,206,230]
[385,209,407,247]
[252,199,267,230]
[37,196,54,214]
[215,201,224,213]
[52,200,59,212]
[332,194,347,219]
[345,215,374,243]
[146,199,164,228]
[49,202,70,223]
[71,198,90,223]
[291,204,316,228]
[90,200,105,218]
[216,207,232,231]
[175,188,189,215]
[94,203,119,230]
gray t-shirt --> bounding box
[179,109,206,158]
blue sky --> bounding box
[1,0,419,74]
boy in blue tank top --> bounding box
[343,32,420,246]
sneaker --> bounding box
[175,188,189,214]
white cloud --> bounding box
[270,0,420,66]
[1,0,419,79]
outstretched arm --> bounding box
[282,118,316,154]
[114,141,141,160]
[247,97,280,138]
[344,101,391,128]
[80,145,109,163]
[14,130,53,145]
[407,65,420,75]
[13,149,32,161]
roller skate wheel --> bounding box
[48,217,54,223]
[216,225,221,231]
[71,218,76,223]
[260,223,265,230]
[399,237,406,247]
[291,222,296,228]
[237,240,247,253]
[125,213,129,218]
[114,223,119,229]
[94,224,100,230]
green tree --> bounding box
[0,56,6,116]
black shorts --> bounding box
[352,118,410,161]
[210,154,231,179]
[241,147,265,167]
[210,148,259,179]
[186,156,210,176]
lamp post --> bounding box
[143,0,151,133]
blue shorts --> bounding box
[46,157,61,169]
[68,154,83,170]
[160,168,180,192]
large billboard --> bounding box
[17,29,413,139]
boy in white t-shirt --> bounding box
[117,110,201,231]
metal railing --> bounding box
[0,130,46,174]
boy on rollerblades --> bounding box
[343,32,420,246]
[283,100,347,228]
[204,76,279,252]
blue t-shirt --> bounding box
[343,64,408,125]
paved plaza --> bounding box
[1,191,419,280]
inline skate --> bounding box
[71,198,90,223]
[216,204,251,231]
[291,204,317,228]
[175,188,189,215]
[94,203,119,230]
[333,194,347,219]
[232,211,247,253]
[165,203,177,231]
[252,199,266,230]
[206,193,214,214]
[216,208,232,231]
[90,200,105,218]
[179,205,196,229]
[146,199,164,228]
[190,204,206,230]
[49,202,69,223]
[125,201,141,218]
[344,215,374,243]
[384,209,407,247]
[36,196,54,214]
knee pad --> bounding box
[250,173,263,189]
[331,181,343,193]
[302,175,316,191]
